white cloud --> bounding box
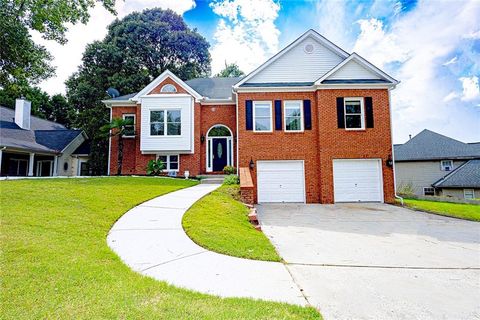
[460,76,480,101]
[315,1,350,50]
[442,56,458,66]
[350,0,480,143]
[463,29,480,39]
[210,0,281,75]
[35,0,196,95]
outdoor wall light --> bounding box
[249,158,254,170]
[200,134,205,144]
[386,155,393,167]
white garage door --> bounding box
[257,161,305,203]
[333,159,383,202]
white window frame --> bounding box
[283,100,304,132]
[122,114,136,138]
[253,101,273,132]
[440,160,453,171]
[10,158,28,176]
[344,97,365,130]
[149,108,182,137]
[205,124,233,172]
[160,84,177,93]
[36,160,54,176]
[423,187,435,196]
[464,189,475,200]
[156,154,180,172]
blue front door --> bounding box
[212,138,228,171]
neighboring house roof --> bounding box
[108,93,137,101]
[0,106,84,154]
[433,160,480,188]
[394,129,480,161]
[72,140,91,155]
[185,77,242,99]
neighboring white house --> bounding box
[394,129,480,199]
[0,99,90,177]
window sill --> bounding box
[122,135,136,139]
[344,128,366,131]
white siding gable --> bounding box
[328,59,382,80]
[140,95,194,153]
[246,36,344,84]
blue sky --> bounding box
[34,0,479,143]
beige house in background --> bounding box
[394,129,480,199]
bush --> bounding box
[223,174,239,185]
[223,165,236,175]
[146,159,165,175]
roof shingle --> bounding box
[433,160,480,188]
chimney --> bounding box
[409,134,412,140]
[15,98,31,130]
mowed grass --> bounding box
[403,198,480,221]
[183,185,282,262]
[0,177,320,319]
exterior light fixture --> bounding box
[249,158,254,170]
[386,155,393,167]
[200,134,205,144]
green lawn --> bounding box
[183,185,282,262]
[403,198,480,221]
[0,177,319,319]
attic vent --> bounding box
[304,43,314,54]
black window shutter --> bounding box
[336,97,345,128]
[365,97,374,128]
[274,100,282,130]
[245,100,253,130]
[303,100,312,130]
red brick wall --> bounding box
[148,77,188,95]
[237,89,394,204]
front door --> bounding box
[212,138,227,171]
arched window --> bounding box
[160,84,177,93]
[207,125,232,137]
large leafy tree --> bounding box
[66,8,211,175]
[0,0,116,88]
[215,62,245,78]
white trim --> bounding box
[235,86,316,93]
[283,100,304,132]
[148,108,182,137]
[103,101,137,107]
[36,160,54,176]
[344,97,365,130]
[440,159,453,171]
[122,113,136,138]
[77,158,89,176]
[253,101,273,133]
[205,124,233,173]
[132,70,202,101]
[315,53,399,85]
[463,189,475,200]
[160,84,177,93]
[234,29,348,88]
[156,154,180,172]
[316,83,393,89]
[107,106,112,176]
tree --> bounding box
[215,62,245,78]
[100,117,134,175]
[0,0,116,87]
[66,8,211,174]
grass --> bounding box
[183,185,282,262]
[402,198,480,222]
[0,177,320,319]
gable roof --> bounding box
[185,77,242,99]
[315,53,398,85]
[433,160,480,188]
[131,70,202,101]
[234,29,349,88]
[394,129,480,161]
[0,106,84,154]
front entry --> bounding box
[212,138,228,171]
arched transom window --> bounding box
[160,84,177,93]
[207,125,232,137]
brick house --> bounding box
[103,29,399,204]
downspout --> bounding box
[388,87,403,205]
[107,105,112,176]
[234,89,239,176]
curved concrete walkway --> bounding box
[107,184,306,305]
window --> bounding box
[284,101,303,131]
[150,109,181,136]
[423,187,435,196]
[440,160,453,171]
[253,101,272,132]
[157,155,179,171]
[122,114,135,137]
[160,84,177,93]
[464,189,475,200]
[344,98,364,130]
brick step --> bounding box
[200,178,225,184]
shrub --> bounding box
[223,174,239,185]
[223,165,236,175]
[146,159,165,176]
[398,182,415,197]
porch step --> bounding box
[199,175,226,184]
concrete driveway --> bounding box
[257,203,480,320]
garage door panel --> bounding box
[257,161,305,203]
[333,159,383,203]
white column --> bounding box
[28,153,35,176]
[53,156,58,176]
[0,149,3,175]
